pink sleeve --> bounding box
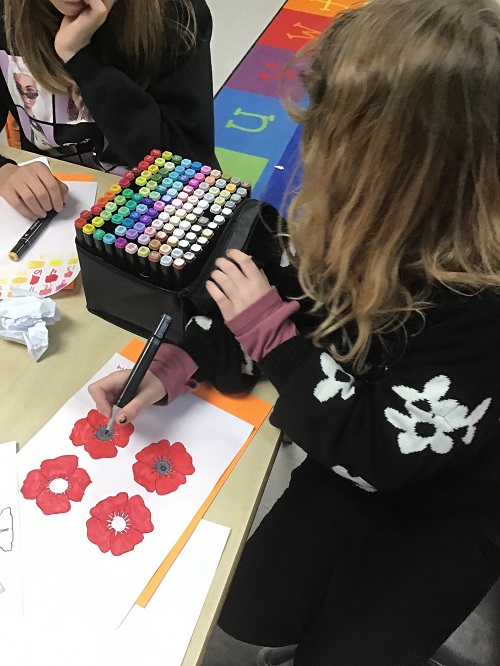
[149,344,199,406]
[225,287,300,363]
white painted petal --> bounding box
[393,385,422,403]
[241,351,254,376]
[467,398,492,426]
[397,432,429,454]
[422,375,451,401]
[429,433,455,454]
[332,466,377,492]
[385,407,416,432]
[319,352,340,379]
[192,315,212,331]
[280,250,290,268]
[432,399,462,418]
[463,425,476,446]
[313,378,339,403]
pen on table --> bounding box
[105,314,172,432]
[8,208,59,261]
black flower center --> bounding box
[413,399,432,413]
[155,458,172,476]
[336,370,351,383]
[415,421,436,438]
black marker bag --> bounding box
[76,199,282,344]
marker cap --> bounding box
[159,244,172,256]
[138,245,151,257]
[90,205,102,216]
[92,216,105,229]
[138,234,150,246]
[150,149,162,159]
[100,210,112,221]
[148,164,159,174]
[125,242,138,254]
[118,206,130,218]
[115,225,127,237]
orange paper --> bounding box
[119,339,273,607]
[54,172,95,182]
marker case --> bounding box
[76,199,281,343]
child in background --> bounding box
[0,0,215,220]
[89,0,500,664]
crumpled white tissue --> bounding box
[0,287,60,360]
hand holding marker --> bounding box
[9,208,60,262]
[104,314,172,434]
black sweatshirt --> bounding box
[178,239,500,523]
[0,0,217,172]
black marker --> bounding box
[8,209,59,261]
[105,314,172,432]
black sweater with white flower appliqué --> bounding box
[179,240,500,528]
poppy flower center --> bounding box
[48,477,69,494]
[107,511,130,534]
[95,426,115,442]
[154,458,172,476]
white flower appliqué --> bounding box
[188,315,212,331]
[241,350,254,376]
[332,465,377,492]
[314,353,355,403]
[280,242,296,268]
[385,375,491,455]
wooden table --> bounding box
[0,147,280,665]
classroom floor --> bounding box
[202,3,306,665]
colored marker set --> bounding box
[74,149,252,289]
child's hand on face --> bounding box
[54,0,118,64]
[206,249,272,322]
[0,162,68,221]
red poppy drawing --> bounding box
[20,455,91,515]
[70,409,134,459]
[87,492,154,556]
[133,439,195,495]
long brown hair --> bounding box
[286,0,500,372]
[4,0,196,95]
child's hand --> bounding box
[0,162,68,221]
[88,369,167,425]
[54,0,117,63]
[206,249,272,321]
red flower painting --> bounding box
[70,409,134,459]
[21,455,91,515]
[133,439,195,495]
[87,492,154,556]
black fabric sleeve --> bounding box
[179,313,262,395]
[64,5,216,167]
[258,311,500,492]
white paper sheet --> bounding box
[0,442,24,666]
[0,180,97,299]
[17,354,252,665]
[33,520,230,666]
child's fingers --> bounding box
[226,249,261,279]
[88,370,130,417]
[206,279,234,318]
